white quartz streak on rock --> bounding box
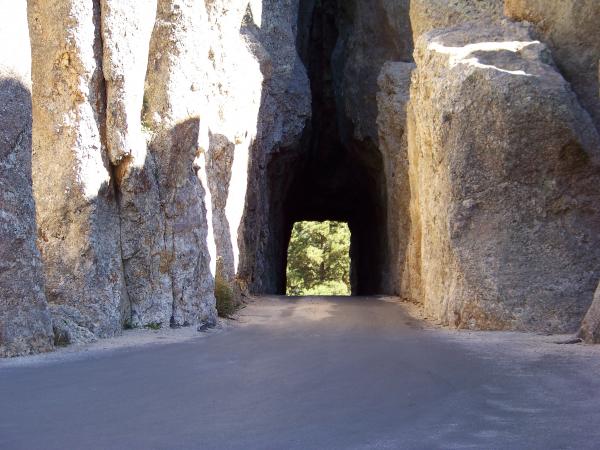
[428,40,539,76]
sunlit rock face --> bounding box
[505,0,600,132]
[410,0,504,40]
[407,22,600,332]
[101,0,169,328]
[101,0,157,166]
[118,0,216,328]
[28,0,127,344]
[203,0,266,294]
[0,1,53,357]
[144,0,216,327]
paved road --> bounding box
[1,296,600,449]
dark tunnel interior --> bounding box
[264,0,390,296]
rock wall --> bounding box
[410,0,504,40]
[101,0,167,329]
[376,62,415,297]
[2,0,600,356]
[203,0,266,293]
[29,0,127,343]
[407,22,600,331]
[27,0,218,344]
[504,0,600,132]
[503,1,600,338]
[136,0,215,327]
[0,1,53,357]
[333,0,413,295]
[236,0,311,294]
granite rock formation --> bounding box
[28,0,127,343]
[505,0,600,132]
[1,0,600,356]
[407,22,600,331]
[0,1,53,357]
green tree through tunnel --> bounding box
[286,221,351,296]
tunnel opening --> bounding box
[258,0,391,296]
[286,221,351,296]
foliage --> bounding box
[286,221,351,296]
[215,258,236,317]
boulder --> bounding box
[408,21,600,331]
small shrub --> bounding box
[215,259,236,318]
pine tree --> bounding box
[286,221,351,296]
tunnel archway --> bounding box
[260,0,391,296]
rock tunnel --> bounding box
[255,0,393,296]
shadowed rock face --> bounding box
[2,0,600,356]
[0,2,53,357]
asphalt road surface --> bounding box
[1,296,600,449]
